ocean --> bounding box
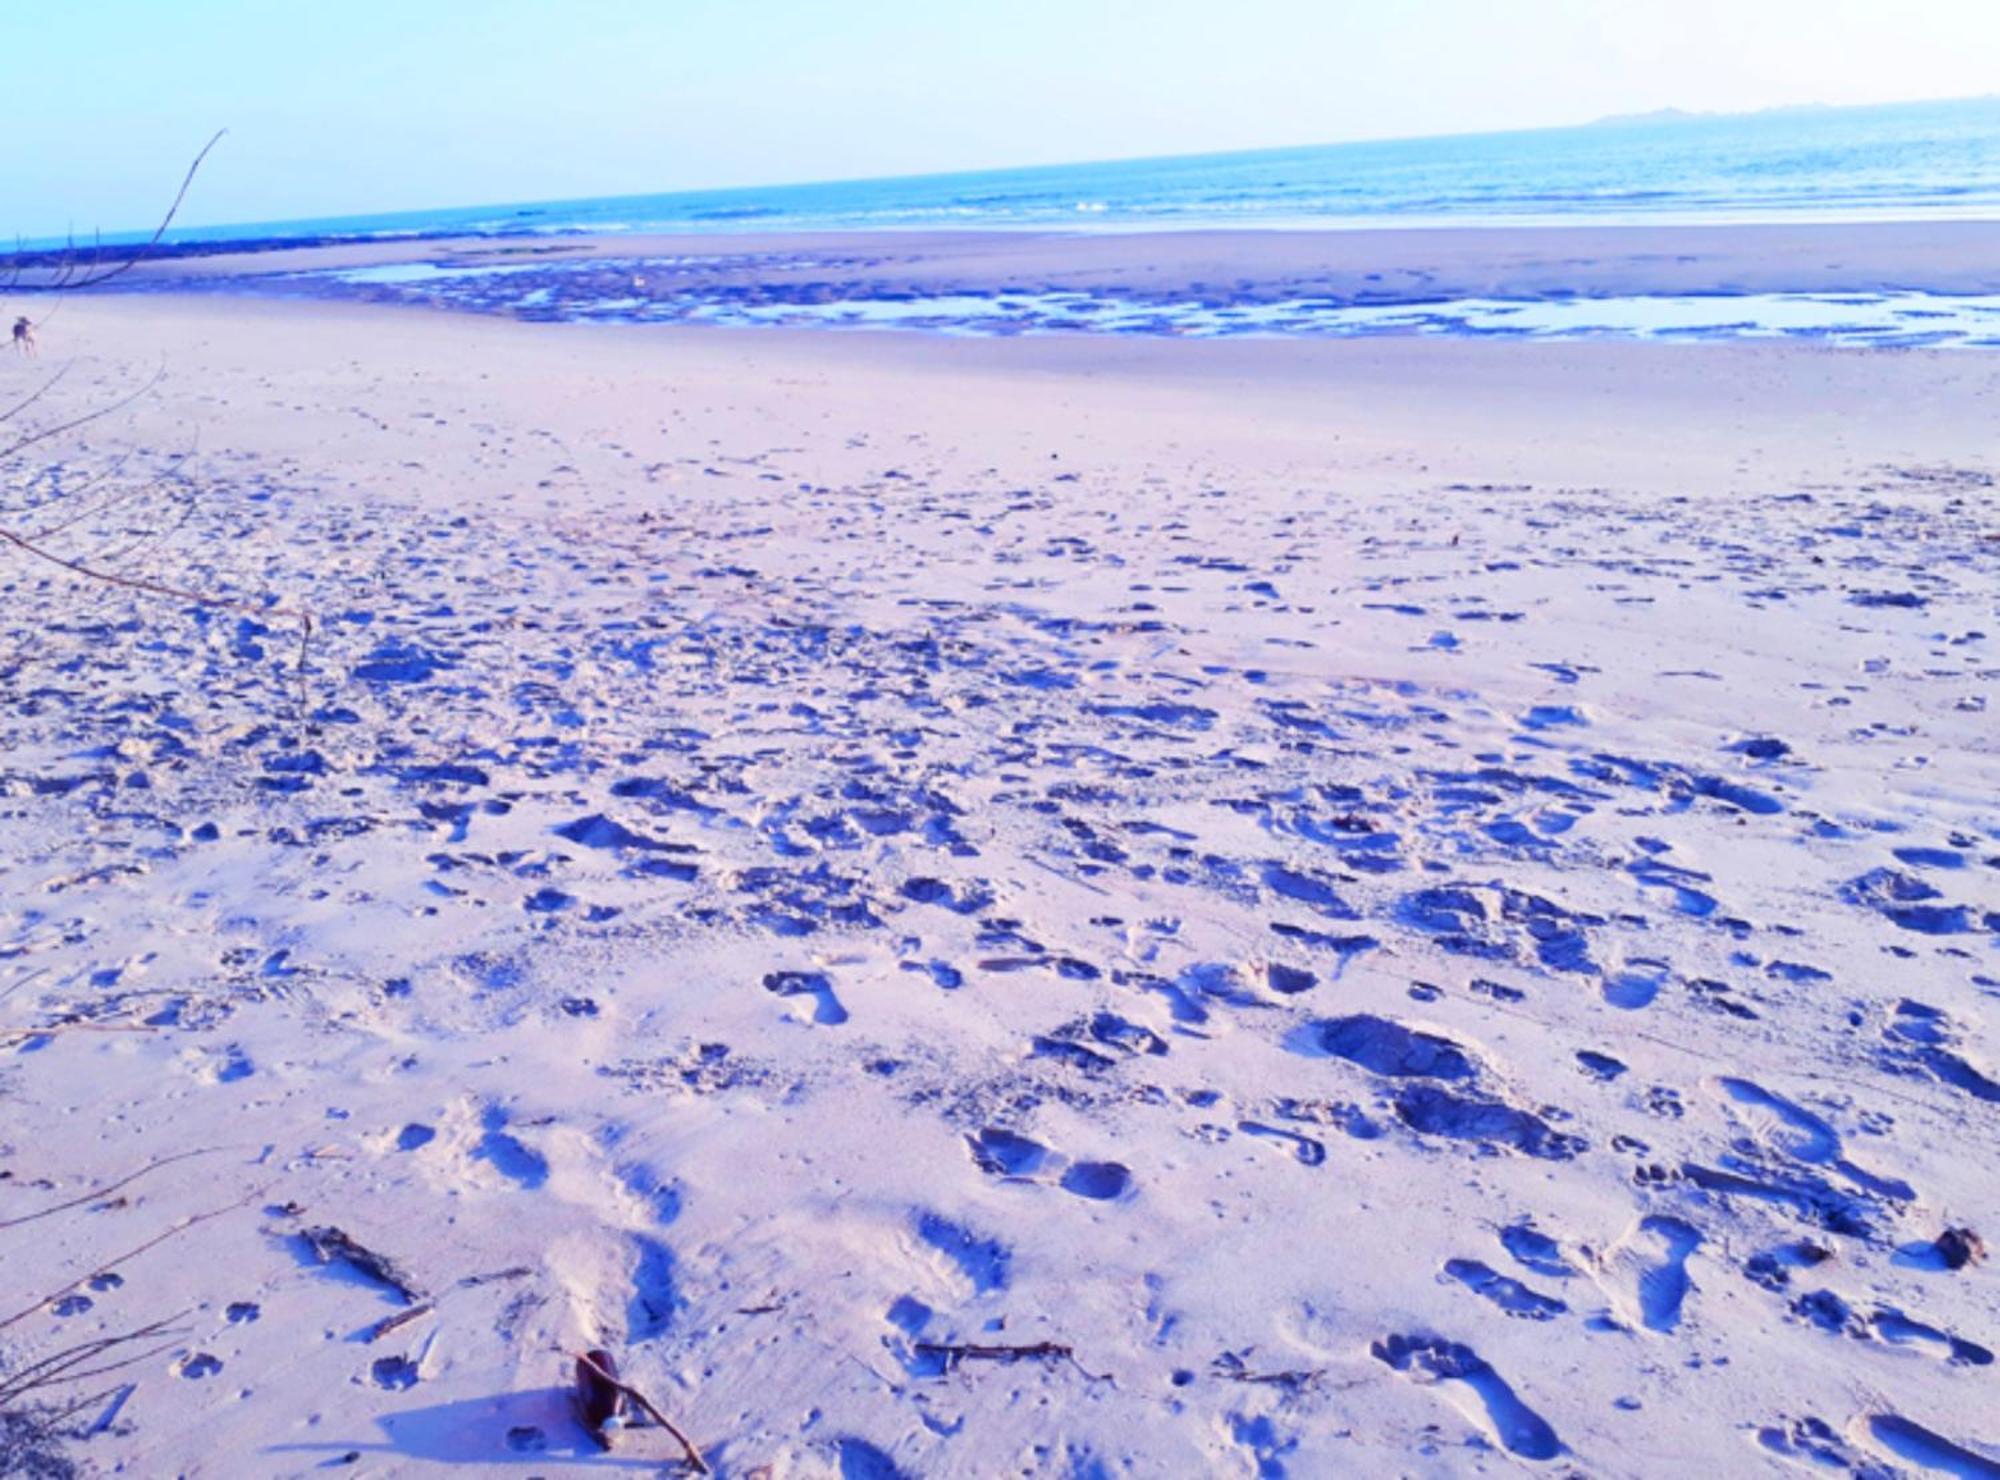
[66,95,2000,348]
[154,94,2000,245]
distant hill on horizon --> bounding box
[1590,94,1994,127]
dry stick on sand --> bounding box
[29,444,198,541]
[0,968,51,1008]
[0,1312,194,1408]
[0,1190,266,1334]
[0,520,315,678]
[572,1350,710,1473]
[297,1225,426,1305]
[913,1340,1112,1383]
[361,1303,436,1343]
[0,1147,225,1232]
[0,131,315,714]
[0,1022,155,1047]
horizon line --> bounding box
[32,88,2000,248]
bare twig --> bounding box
[573,1350,709,1473]
[0,968,50,1008]
[29,447,196,540]
[0,1312,193,1406]
[297,1225,425,1304]
[0,365,166,463]
[0,1021,155,1047]
[0,137,316,716]
[913,1340,1111,1383]
[362,1303,435,1342]
[12,130,226,297]
[41,1379,134,1433]
[15,443,138,517]
[0,1190,263,1332]
[0,363,73,426]
[0,1147,224,1232]
[0,518,313,659]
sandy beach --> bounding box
[3,229,1999,1477]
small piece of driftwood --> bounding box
[574,1347,626,1444]
[363,1303,436,1342]
[572,1349,708,1473]
[914,1340,1111,1382]
[455,1265,533,1288]
[298,1225,424,1304]
[0,1147,222,1231]
[1211,1352,1323,1391]
[0,1191,261,1333]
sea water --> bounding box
[83,96,2000,347]
[145,95,2000,244]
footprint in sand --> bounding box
[1441,1259,1568,1320]
[1237,1121,1327,1166]
[1868,1307,1994,1367]
[1309,1013,1480,1079]
[762,968,849,1025]
[547,1226,684,1344]
[473,1104,551,1189]
[1601,957,1670,1011]
[966,1127,1053,1178]
[1710,1076,1915,1200]
[913,1211,1012,1294]
[1059,1161,1133,1200]
[963,1126,1134,1201]
[1371,1332,1562,1462]
[1595,1214,1701,1333]
[1753,1415,1871,1473]
[827,1436,911,1479]
[1853,1413,2000,1478]
[1498,1221,1576,1280]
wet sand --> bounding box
[121,218,2000,300]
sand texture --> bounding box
[1,289,1997,1477]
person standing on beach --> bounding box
[11,316,33,355]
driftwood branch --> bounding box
[297,1225,425,1304]
[0,363,73,425]
[0,1311,193,1407]
[0,1147,224,1232]
[914,1340,1111,1382]
[362,1303,435,1343]
[1,135,320,722]
[12,131,226,296]
[0,365,165,463]
[573,1350,709,1473]
[0,1191,262,1333]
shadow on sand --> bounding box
[264,1385,677,1468]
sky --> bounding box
[5,0,1997,236]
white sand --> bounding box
[2,287,1997,1477]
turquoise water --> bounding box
[153,95,2000,245]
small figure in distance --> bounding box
[11,316,34,355]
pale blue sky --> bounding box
[7,0,1995,235]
